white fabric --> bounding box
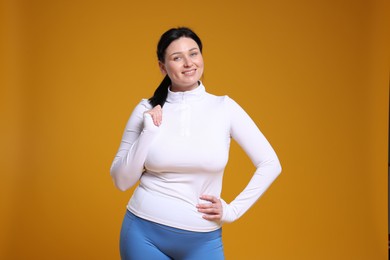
[110,83,281,232]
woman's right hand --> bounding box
[144,105,163,126]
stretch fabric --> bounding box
[120,211,225,260]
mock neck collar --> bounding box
[166,81,206,103]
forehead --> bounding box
[165,37,199,55]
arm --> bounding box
[110,100,160,191]
[221,96,282,223]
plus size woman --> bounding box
[110,27,282,260]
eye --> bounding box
[173,56,181,61]
[190,52,199,57]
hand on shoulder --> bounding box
[144,105,163,127]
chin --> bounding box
[179,80,199,88]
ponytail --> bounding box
[148,75,171,107]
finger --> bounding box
[202,214,222,221]
[201,209,222,220]
[155,106,162,125]
[197,197,222,220]
[152,114,161,126]
[197,204,221,213]
[196,203,214,210]
[156,114,162,126]
[199,195,217,203]
[198,209,220,216]
[147,106,163,126]
[197,205,220,213]
[199,203,220,212]
[197,204,222,221]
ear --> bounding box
[159,61,167,75]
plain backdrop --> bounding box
[1,0,389,259]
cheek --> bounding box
[197,57,204,68]
[166,63,181,76]
[197,61,204,72]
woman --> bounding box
[110,27,281,260]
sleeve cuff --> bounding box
[220,198,236,223]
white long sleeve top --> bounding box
[110,83,281,232]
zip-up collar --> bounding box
[166,81,206,103]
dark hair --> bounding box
[148,27,203,107]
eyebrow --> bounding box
[168,47,199,57]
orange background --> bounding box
[1,0,389,259]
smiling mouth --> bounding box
[182,69,196,75]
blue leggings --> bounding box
[120,210,225,260]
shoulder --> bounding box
[139,99,153,109]
[211,94,241,109]
[129,99,152,118]
[203,93,247,120]
[204,92,230,104]
[221,95,247,115]
[135,98,153,111]
[203,89,244,111]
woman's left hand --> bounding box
[196,195,223,221]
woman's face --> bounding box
[159,37,204,92]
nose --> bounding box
[183,56,193,67]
